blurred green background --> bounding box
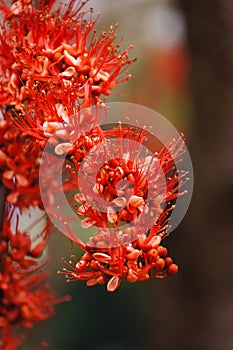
[24,0,233,349]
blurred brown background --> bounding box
[24,0,233,349]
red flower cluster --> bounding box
[0,208,70,349]
[0,0,135,209]
[0,0,189,348]
[0,119,43,209]
[58,126,186,291]
[60,227,179,293]
[0,0,136,346]
[68,126,185,232]
[0,0,135,110]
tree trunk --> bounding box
[143,1,233,349]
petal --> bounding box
[16,174,29,187]
[92,252,111,263]
[61,66,76,78]
[112,197,127,207]
[55,142,73,155]
[93,183,103,195]
[128,195,145,208]
[3,170,14,180]
[149,235,161,248]
[77,205,86,215]
[107,207,118,223]
[81,217,96,229]
[74,193,86,203]
[55,103,69,123]
[7,191,20,204]
[107,276,121,292]
[127,268,138,283]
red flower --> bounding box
[59,233,178,292]
[11,91,107,143]
[0,119,43,209]
[0,0,135,110]
[0,208,70,349]
[58,125,186,291]
[66,124,186,238]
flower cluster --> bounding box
[60,234,178,292]
[58,127,186,291]
[0,118,43,209]
[0,208,70,349]
[0,0,135,208]
[69,126,185,233]
[0,0,135,111]
[0,0,188,347]
[0,0,136,347]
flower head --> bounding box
[0,0,135,110]
[58,125,186,291]
[65,124,187,241]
